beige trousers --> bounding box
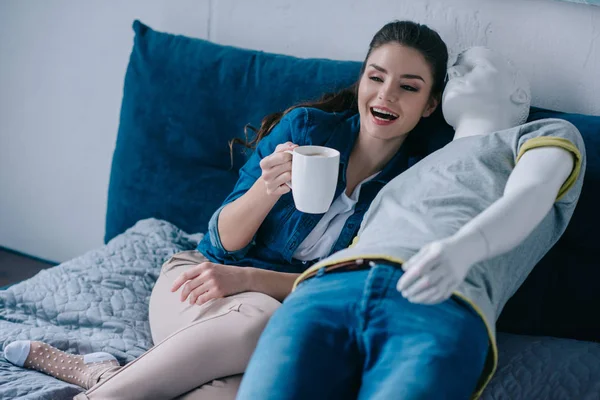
[74,250,281,400]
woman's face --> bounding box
[357,43,438,143]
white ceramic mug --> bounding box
[284,145,340,214]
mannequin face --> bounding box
[442,47,530,131]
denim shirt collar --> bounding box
[324,112,412,186]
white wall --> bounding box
[1,0,599,262]
[0,0,210,262]
[211,0,600,115]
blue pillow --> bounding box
[105,20,361,242]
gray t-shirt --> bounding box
[295,118,586,396]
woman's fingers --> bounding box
[171,262,212,302]
[194,288,222,306]
[188,281,215,305]
[268,183,291,196]
[274,142,297,153]
[171,263,205,293]
[261,161,292,182]
[260,152,292,170]
[259,142,298,196]
[180,275,206,302]
[261,156,292,196]
[260,141,296,170]
[269,172,292,189]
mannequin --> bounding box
[395,46,575,305]
[236,47,586,400]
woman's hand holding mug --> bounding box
[285,145,340,214]
[259,142,340,214]
[259,142,298,196]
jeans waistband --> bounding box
[304,258,403,281]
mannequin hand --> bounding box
[396,236,476,305]
[171,262,249,306]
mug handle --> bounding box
[283,150,294,189]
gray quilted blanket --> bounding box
[1,218,600,399]
[0,219,200,399]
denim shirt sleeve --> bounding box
[202,107,309,261]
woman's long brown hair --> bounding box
[229,85,358,155]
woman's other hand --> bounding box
[259,142,297,196]
[171,262,250,306]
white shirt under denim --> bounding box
[293,172,379,261]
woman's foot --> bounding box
[3,341,119,388]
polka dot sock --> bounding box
[3,341,120,389]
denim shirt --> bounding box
[197,107,417,273]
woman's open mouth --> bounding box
[370,107,399,125]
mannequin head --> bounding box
[442,47,531,136]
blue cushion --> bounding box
[105,20,361,242]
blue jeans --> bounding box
[236,264,489,400]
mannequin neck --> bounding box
[452,114,515,140]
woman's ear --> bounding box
[422,96,439,118]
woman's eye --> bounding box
[402,85,418,92]
[369,76,383,83]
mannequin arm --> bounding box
[455,146,574,260]
[397,146,574,304]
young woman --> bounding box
[4,20,448,400]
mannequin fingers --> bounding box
[422,289,453,305]
[397,257,439,292]
[407,277,454,304]
[401,268,445,299]
[406,285,443,304]
[401,248,430,272]
[423,281,457,305]
[403,242,445,271]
